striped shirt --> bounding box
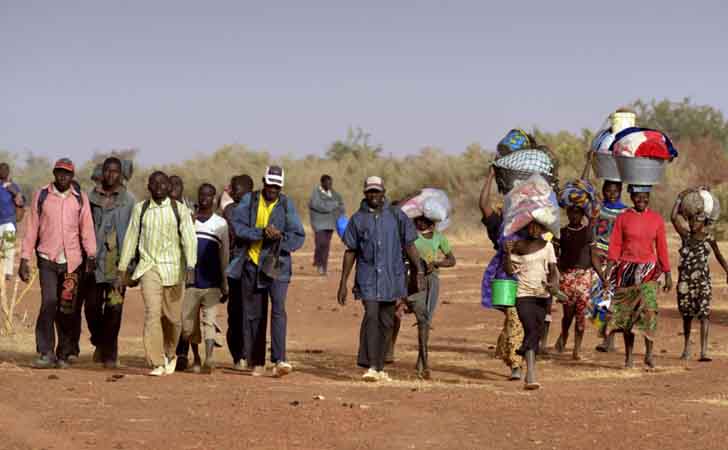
[118,197,197,286]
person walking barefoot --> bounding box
[671,188,728,362]
[503,221,560,390]
[554,206,599,361]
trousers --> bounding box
[140,268,184,367]
[516,296,548,355]
[240,261,290,367]
[357,300,396,371]
[35,258,81,360]
[313,230,333,270]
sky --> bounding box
[2,0,727,165]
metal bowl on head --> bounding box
[592,152,621,181]
[614,156,666,185]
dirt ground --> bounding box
[2,234,728,450]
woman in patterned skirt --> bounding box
[671,188,728,362]
[605,185,672,369]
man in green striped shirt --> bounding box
[118,171,197,376]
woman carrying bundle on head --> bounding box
[499,174,561,390]
[605,184,672,369]
[480,167,524,381]
[503,220,559,390]
[671,188,728,362]
[553,180,600,360]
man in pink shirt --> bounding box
[20,158,97,369]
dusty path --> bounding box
[2,236,728,450]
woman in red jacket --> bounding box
[605,185,672,369]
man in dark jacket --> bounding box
[337,176,422,382]
[308,174,344,276]
[230,166,305,377]
[223,175,254,371]
[77,157,136,368]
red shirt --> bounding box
[607,208,670,272]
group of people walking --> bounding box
[480,164,726,390]
[15,158,306,378]
[3,147,725,388]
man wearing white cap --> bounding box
[229,165,305,377]
[337,176,423,382]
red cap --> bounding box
[53,158,75,173]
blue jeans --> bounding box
[240,261,290,366]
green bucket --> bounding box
[491,279,518,307]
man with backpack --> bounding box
[20,158,97,369]
[117,171,197,376]
[78,157,136,369]
[337,176,423,382]
[229,166,305,377]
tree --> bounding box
[326,127,382,161]
[632,98,728,150]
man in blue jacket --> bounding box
[337,176,423,382]
[230,166,305,377]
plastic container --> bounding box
[491,279,518,307]
[592,152,621,181]
[610,111,636,134]
[614,156,666,185]
[336,215,349,238]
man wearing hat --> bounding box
[337,176,423,382]
[20,158,97,369]
[230,165,305,377]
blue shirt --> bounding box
[0,182,22,226]
[343,200,417,302]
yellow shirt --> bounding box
[247,198,278,265]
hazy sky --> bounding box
[2,0,727,165]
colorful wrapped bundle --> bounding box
[678,189,720,224]
[558,179,600,219]
[611,127,678,160]
[492,149,557,194]
[496,128,534,156]
[400,188,452,231]
[610,127,678,185]
[502,174,560,238]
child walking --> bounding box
[671,188,728,362]
[503,221,559,390]
[386,215,455,379]
[554,206,599,360]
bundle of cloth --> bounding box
[481,174,559,309]
[678,189,720,224]
[492,129,559,194]
[610,127,678,160]
[400,188,451,231]
[496,128,535,156]
[591,128,615,155]
[558,178,600,219]
[502,174,560,238]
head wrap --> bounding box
[559,179,599,218]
